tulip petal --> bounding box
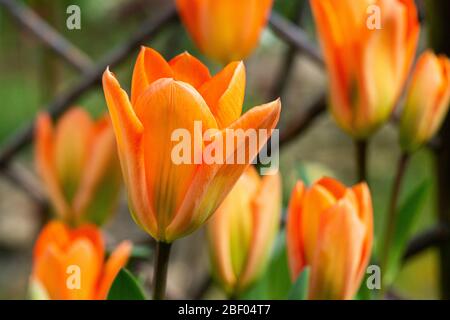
[239,171,281,290]
[425,56,450,138]
[310,0,366,134]
[400,52,450,151]
[53,108,93,204]
[102,69,158,237]
[177,0,273,63]
[72,118,121,225]
[227,174,256,281]
[169,52,211,89]
[287,181,306,280]
[33,221,70,260]
[351,182,373,295]
[96,241,132,299]
[311,0,419,138]
[33,244,67,299]
[207,203,237,292]
[361,0,419,132]
[309,200,365,300]
[207,170,259,292]
[239,0,274,59]
[207,0,272,62]
[131,47,173,105]
[134,78,218,240]
[71,224,105,262]
[34,238,101,300]
[166,99,281,241]
[301,183,337,263]
[63,239,102,299]
[176,0,205,54]
[35,114,70,219]
[199,61,246,128]
[316,177,347,199]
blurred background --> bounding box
[0,0,444,299]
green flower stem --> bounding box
[355,139,369,183]
[152,241,172,300]
[380,152,410,293]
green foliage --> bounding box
[274,0,305,22]
[383,181,430,285]
[107,268,146,300]
[287,267,310,300]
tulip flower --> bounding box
[31,221,132,300]
[207,166,281,295]
[310,0,420,139]
[102,47,280,243]
[399,51,450,152]
[286,178,373,300]
[176,0,273,64]
[35,108,122,226]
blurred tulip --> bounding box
[31,221,132,300]
[176,0,273,64]
[400,51,450,152]
[207,167,281,295]
[310,0,420,138]
[102,47,280,243]
[35,108,122,226]
[287,178,373,300]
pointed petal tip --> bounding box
[354,180,370,192]
[262,98,282,117]
[35,112,51,126]
[115,240,133,258]
[223,60,245,72]
[102,67,115,83]
[294,179,304,190]
[234,61,246,72]
[239,98,281,132]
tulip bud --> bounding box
[286,178,373,300]
[31,221,132,300]
[102,47,281,242]
[35,108,122,226]
[399,51,450,152]
[176,0,273,64]
[207,167,281,295]
[310,0,420,139]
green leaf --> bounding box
[384,181,430,285]
[288,267,310,300]
[107,268,146,300]
[355,271,374,300]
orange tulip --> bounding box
[310,0,420,138]
[35,108,122,226]
[102,47,280,243]
[400,51,450,152]
[286,178,373,300]
[31,221,132,300]
[207,167,281,295]
[176,0,273,64]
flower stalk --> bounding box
[380,152,410,289]
[355,139,369,183]
[152,241,172,300]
